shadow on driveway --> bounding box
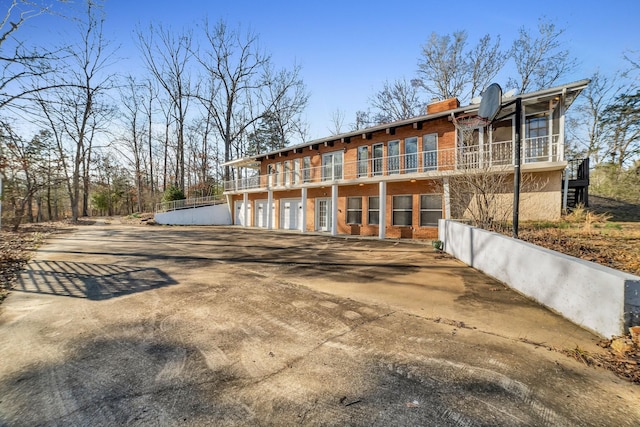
[15,260,177,300]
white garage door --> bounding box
[255,199,268,228]
[279,198,301,230]
[234,201,251,226]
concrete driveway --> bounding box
[0,222,638,426]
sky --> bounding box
[19,0,640,140]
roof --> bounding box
[223,79,590,167]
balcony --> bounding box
[224,135,562,193]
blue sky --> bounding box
[23,0,640,140]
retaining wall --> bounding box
[155,204,232,226]
[438,219,640,338]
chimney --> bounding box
[427,97,460,115]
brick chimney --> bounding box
[427,97,460,114]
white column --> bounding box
[378,181,386,240]
[443,177,451,219]
[300,187,307,233]
[331,184,338,236]
[242,192,249,227]
[267,190,273,230]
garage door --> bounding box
[234,201,251,226]
[279,198,301,230]
[255,199,268,228]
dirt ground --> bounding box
[1,221,639,425]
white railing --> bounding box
[224,134,561,193]
[155,195,226,213]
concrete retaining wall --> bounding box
[438,219,640,338]
[155,204,232,226]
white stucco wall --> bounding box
[439,219,640,338]
[155,204,232,226]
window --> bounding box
[302,156,311,183]
[392,195,412,226]
[357,146,368,178]
[346,197,362,224]
[368,196,379,225]
[405,137,418,173]
[284,160,291,185]
[372,143,383,176]
[322,151,343,181]
[293,158,301,184]
[423,133,438,171]
[388,140,400,174]
[275,162,281,185]
[525,113,549,161]
[267,164,274,186]
[420,194,442,226]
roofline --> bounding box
[223,78,591,167]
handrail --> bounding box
[223,134,561,192]
[155,195,226,213]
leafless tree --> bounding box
[118,75,147,212]
[416,30,506,103]
[34,0,117,221]
[509,18,577,94]
[368,78,424,123]
[567,71,620,165]
[194,19,308,181]
[328,108,346,135]
[136,23,192,192]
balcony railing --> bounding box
[224,135,561,192]
[155,195,226,213]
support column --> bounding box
[242,192,249,227]
[300,187,307,233]
[331,184,338,236]
[378,181,387,240]
[267,190,273,230]
[443,177,451,219]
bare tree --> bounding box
[416,31,468,101]
[509,18,577,94]
[368,78,424,123]
[34,0,117,221]
[194,19,307,181]
[416,30,506,103]
[118,75,146,212]
[468,34,508,99]
[0,0,65,111]
[136,23,192,192]
[328,108,346,135]
[566,71,620,165]
[600,90,640,168]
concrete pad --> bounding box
[0,222,638,426]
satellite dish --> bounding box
[478,83,502,122]
[470,96,482,105]
[503,88,516,99]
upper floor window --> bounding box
[302,156,311,183]
[293,158,301,184]
[322,151,343,181]
[372,143,384,176]
[357,146,368,178]
[284,160,291,185]
[275,162,281,185]
[388,140,400,175]
[423,133,438,171]
[405,137,418,173]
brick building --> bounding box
[223,79,589,239]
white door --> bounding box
[255,199,268,228]
[316,198,331,232]
[234,201,251,226]
[280,198,301,230]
